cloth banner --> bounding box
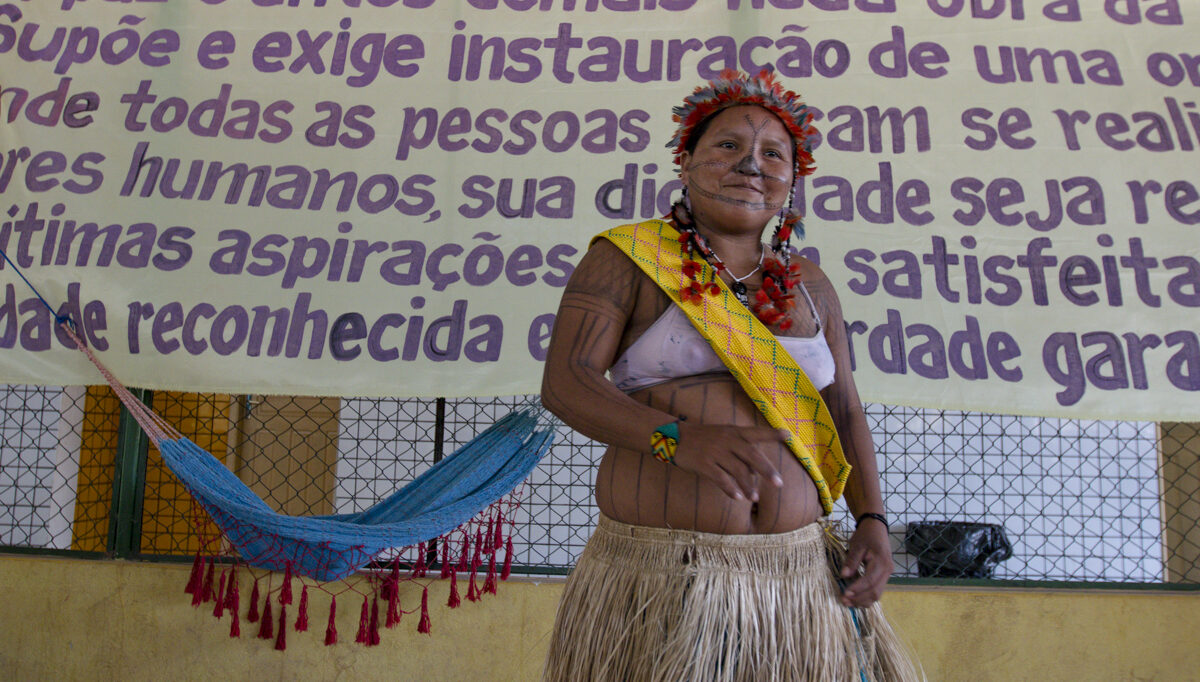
[1,0,1197,421]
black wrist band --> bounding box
[855,512,888,529]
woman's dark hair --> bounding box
[683,114,715,155]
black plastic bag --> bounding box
[904,521,1013,578]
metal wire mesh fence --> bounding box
[1,384,1197,585]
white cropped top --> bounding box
[610,283,836,393]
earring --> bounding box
[672,186,693,227]
[774,162,802,247]
[773,186,800,243]
[772,184,801,272]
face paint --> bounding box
[680,106,795,218]
[688,181,781,212]
[732,154,762,177]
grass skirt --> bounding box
[543,514,921,682]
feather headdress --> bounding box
[667,69,817,177]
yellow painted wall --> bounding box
[69,387,121,551]
[1,555,1197,681]
[71,389,233,555]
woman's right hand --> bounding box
[672,422,787,501]
[540,239,784,503]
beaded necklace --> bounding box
[678,228,762,306]
[710,245,764,306]
[674,215,801,331]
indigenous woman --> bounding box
[540,71,920,681]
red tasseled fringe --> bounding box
[191,571,204,607]
[493,511,504,551]
[295,586,309,632]
[417,587,431,635]
[378,570,390,606]
[368,596,381,646]
[185,552,203,595]
[274,606,287,651]
[388,558,400,599]
[483,551,497,595]
[183,515,527,646]
[226,567,238,609]
[257,598,274,640]
[213,571,227,618]
[248,579,261,622]
[324,596,338,646]
[225,564,237,602]
[228,574,241,637]
[457,533,469,571]
[280,564,293,606]
[199,559,216,602]
[447,569,460,609]
[355,595,369,644]
[201,558,215,603]
[439,537,452,579]
[229,599,241,638]
[385,579,400,628]
[467,567,480,602]
[501,537,513,580]
[413,541,427,578]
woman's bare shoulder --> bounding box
[792,252,828,282]
[562,236,643,312]
[790,253,846,322]
[792,253,836,294]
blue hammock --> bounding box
[5,251,557,583]
[4,254,557,583]
[162,408,554,582]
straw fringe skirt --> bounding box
[543,514,921,682]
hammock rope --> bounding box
[4,254,556,643]
[60,322,555,582]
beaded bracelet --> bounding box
[855,512,888,529]
[651,421,680,465]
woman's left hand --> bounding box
[838,519,894,607]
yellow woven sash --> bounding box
[597,220,850,513]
